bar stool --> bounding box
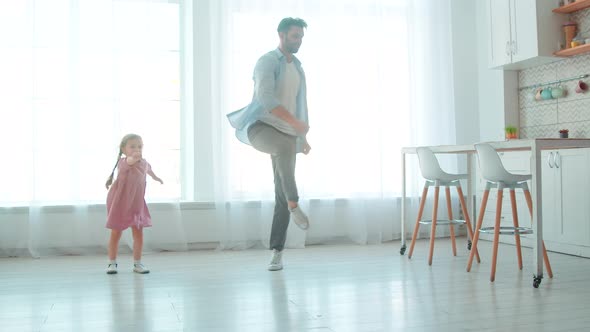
[408,147,480,265]
[467,143,553,282]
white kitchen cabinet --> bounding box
[541,149,590,249]
[487,0,564,70]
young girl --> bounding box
[105,134,163,274]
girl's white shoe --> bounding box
[106,263,118,274]
[133,263,150,274]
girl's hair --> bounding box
[105,133,142,189]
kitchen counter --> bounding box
[400,138,590,288]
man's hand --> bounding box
[292,120,309,135]
[303,141,311,155]
[270,106,309,135]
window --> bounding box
[221,3,410,200]
[0,0,181,206]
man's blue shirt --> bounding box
[227,48,309,152]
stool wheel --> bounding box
[533,276,542,288]
[400,244,407,255]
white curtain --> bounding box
[0,0,186,257]
[197,0,458,250]
[0,0,458,257]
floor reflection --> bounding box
[270,272,291,330]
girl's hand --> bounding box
[147,168,162,184]
[126,152,142,165]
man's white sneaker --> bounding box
[106,263,118,274]
[268,249,283,271]
[133,263,150,274]
[290,206,309,230]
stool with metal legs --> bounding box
[408,147,480,265]
[466,143,553,283]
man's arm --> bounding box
[253,55,281,112]
[270,106,309,134]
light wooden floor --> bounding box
[2,238,590,332]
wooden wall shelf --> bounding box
[554,43,590,57]
[553,0,590,14]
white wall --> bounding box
[450,0,479,146]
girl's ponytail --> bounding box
[105,152,122,189]
[106,134,140,189]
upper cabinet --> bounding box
[487,0,565,70]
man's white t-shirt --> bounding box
[277,61,300,118]
[259,60,300,136]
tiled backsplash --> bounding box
[518,8,590,139]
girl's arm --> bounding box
[147,165,164,184]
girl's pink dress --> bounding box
[106,158,153,230]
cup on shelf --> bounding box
[563,22,577,49]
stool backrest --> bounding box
[416,147,444,180]
[475,143,513,182]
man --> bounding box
[227,17,311,271]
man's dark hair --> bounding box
[277,17,307,33]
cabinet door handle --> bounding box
[554,151,560,168]
[512,40,517,55]
[547,152,554,168]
